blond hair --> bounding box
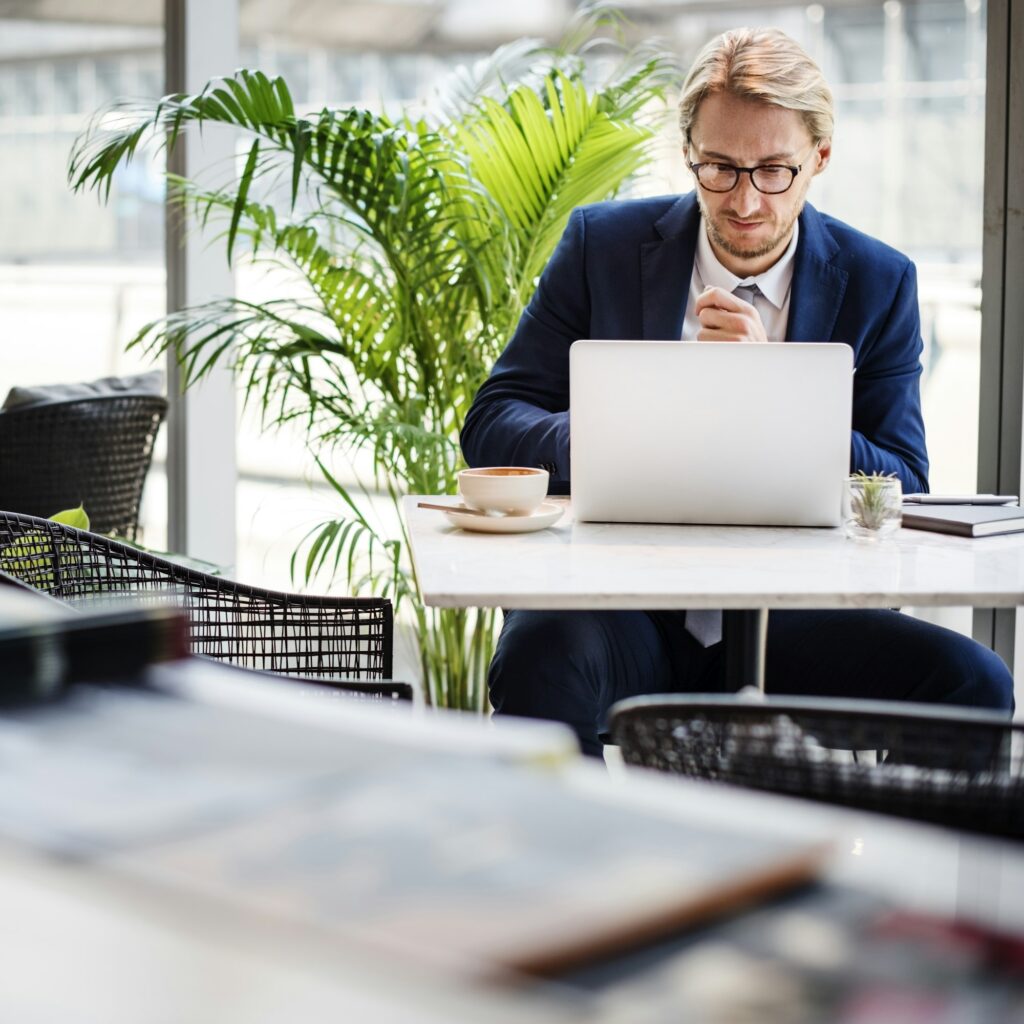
[679,28,834,144]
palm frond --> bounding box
[456,69,658,303]
[69,70,298,198]
[433,36,547,122]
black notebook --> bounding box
[0,586,189,703]
[901,503,1024,538]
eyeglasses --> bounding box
[687,151,810,195]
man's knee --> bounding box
[959,642,1014,712]
[922,633,1014,713]
[488,610,608,718]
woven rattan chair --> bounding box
[0,393,167,540]
[0,510,408,701]
[608,694,1023,839]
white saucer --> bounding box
[444,502,564,534]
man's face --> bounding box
[685,91,830,275]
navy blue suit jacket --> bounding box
[461,193,929,495]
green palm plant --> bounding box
[68,4,679,710]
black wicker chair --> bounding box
[608,694,1023,839]
[0,510,409,701]
[0,393,167,540]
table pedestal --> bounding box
[723,609,768,692]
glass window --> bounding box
[14,65,41,115]
[0,8,166,547]
[381,53,425,103]
[825,7,886,84]
[93,57,122,107]
[273,50,311,103]
[53,61,79,114]
[328,52,366,105]
[812,1,986,496]
[137,59,161,99]
[0,68,13,116]
[904,1,973,81]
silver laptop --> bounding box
[570,340,853,527]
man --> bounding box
[460,27,1013,756]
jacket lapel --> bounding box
[787,203,848,342]
[638,196,849,343]
[640,194,701,340]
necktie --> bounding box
[684,608,722,647]
[732,282,759,307]
[684,283,760,648]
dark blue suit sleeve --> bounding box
[460,210,588,493]
[849,260,929,493]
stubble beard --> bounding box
[698,189,807,263]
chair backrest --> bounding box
[608,694,1024,839]
[0,510,394,684]
[0,393,167,539]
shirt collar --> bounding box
[694,217,799,311]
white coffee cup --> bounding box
[458,466,549,515]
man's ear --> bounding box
[813,138,832,175]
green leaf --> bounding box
[50,504,90,531]
[227,139,261,266]
[290,119,311,208]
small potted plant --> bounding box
[844,471,902,540]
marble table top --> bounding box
[404,496,1024,610]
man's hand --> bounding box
[695,286,768,343]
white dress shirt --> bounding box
[680,219,799,647]
[681,218,799,342]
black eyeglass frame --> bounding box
[686,158,804,195]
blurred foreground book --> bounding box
[0,657,827,978]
